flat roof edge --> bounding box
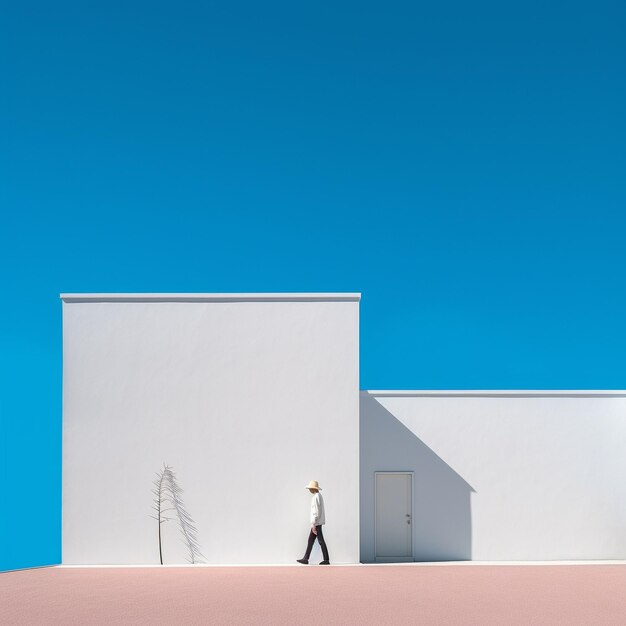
[363,390,626,397]
[60,293,361,303]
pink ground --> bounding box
[1,564,625,625]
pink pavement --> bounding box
[1,564,625,625]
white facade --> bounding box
[360,390,626,561]
[61,294,360,565]
[61,293,626,564]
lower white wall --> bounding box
[360,391,626,561]
[62,295,360,565]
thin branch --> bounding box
[152,463,206,564]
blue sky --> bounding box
[1,1,625,570]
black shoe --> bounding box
[296,558,309,564]
[319,560,330,565]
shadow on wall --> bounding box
[359,393,475,562]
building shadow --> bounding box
[360,392,475,562]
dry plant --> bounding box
[150,462,206,564]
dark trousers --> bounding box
[303,525,330,562]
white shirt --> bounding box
[310,491,325,526]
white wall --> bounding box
[62,294,360,565]
[360,391,626,561]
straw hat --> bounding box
[305,480,322,491]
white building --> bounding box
[61,293,626,565]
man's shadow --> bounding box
[360,392,475,562]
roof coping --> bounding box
[60,293,361,302]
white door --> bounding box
[375,472,413,562]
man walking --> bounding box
[297,480,330,565]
